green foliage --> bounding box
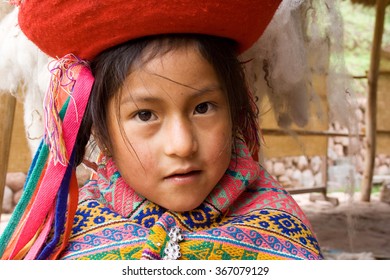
[341,1,390,79]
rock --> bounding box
[380,184,390,204]
[6,172,26,193]
[297,156,308,170]
[328,138,334,148]
[356,155,365,174]
[333,122,342,131]
[378,154,387,165]
[2,185,13,214]
[355,108,364,123]
[357,98,366,110]
[334,144,345,157]
[376,165,390,176]
[291,170,302,186]
[264,160,273,174]
[310,156,322,174]
[324,251,375,260]
[13,189,23,205]
[375,157,381,168]
[333,136,343,145]
[302,169,315,188]
[328,147,338,161]
[340,137,349,147]
[285,168,294,178]
[359,127,366,136]
[339,127,349,135]
[273,162,285,176]
[284,158,293,168]
[278,175,292,188]
[360,147,366,159]
[314,172,323,186]
[348,138,360,155]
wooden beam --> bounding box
[353,70,390,79]
[361,0,387,202]
[0,93,17,220]
[262,128,390,137]
[261,128,365,138]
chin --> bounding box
[162,199,203,213]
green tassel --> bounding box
[0,98,70,256]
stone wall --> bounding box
[264,97,390,191]
[2,172,25,214]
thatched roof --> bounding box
[350,0,390,6]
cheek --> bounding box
[117,141,155,169]
[110,130,157,177]
[113,145,159,192]
[205,123,233,163]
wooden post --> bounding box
[0,93,16,220]
[361,0,387,202]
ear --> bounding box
[90,128,112,157]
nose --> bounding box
[163,117,198,158]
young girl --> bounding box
[0,0,323,260]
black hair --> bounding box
[74,34,259,166]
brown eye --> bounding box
[194,102,210,114]
[137,110,153,122]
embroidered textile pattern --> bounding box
[60,140,323,260]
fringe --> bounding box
[0,55,94,260]
[44,54,88,166]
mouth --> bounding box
[165,170,201,178]
[164,170,202,184]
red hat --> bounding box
[18,0,282,60]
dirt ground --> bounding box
[292,192,390,260]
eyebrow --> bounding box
[120,84,222,105]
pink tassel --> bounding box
[44,54,89,166]
[23,206,55,260]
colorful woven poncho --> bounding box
[59,140,322,260]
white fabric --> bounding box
[242,0,357,132]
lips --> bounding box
[164,169,202,185]
[166,170,201,178]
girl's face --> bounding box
[106,45,232,212]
